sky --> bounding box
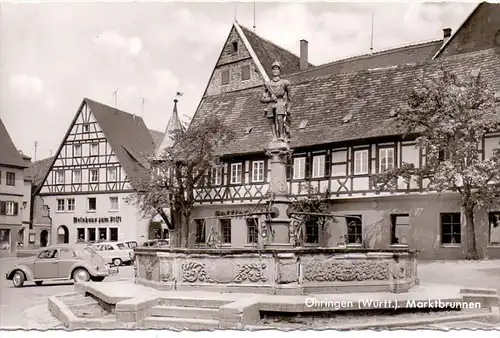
[0,1,478,161]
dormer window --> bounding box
[232,41,238,54]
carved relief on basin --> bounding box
[180,259,269,284]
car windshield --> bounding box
[127,242,137,248]
[116,243,126,249]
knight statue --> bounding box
[260,61,292,142]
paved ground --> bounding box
[418,259,500,292]
[0,256,133,329]
[0,258,498,329]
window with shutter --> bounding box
[0,201,6,215]
[6,172,15,186]
[13,202,18,216]
[354,150,369,175]
[312,155,325,178]
[305,155,311,179]
[5,201,15,216]
[293,158,306,179]
[325,151,331,177]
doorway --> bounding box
[57,225,69,244]
[40,230,48,247]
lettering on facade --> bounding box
[73,216,122,224]
[214,209,266,217]
[215,210,249,217]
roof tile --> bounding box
[194,48,500,156]
[0,117,28,168]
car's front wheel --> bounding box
[112,258,122,266]
[12,271,25,288]
[72,268,90,283]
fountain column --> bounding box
[265,139,293,248]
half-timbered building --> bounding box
[183,3,500,260]
[35,98,164,245]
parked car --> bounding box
[91,242,134,266]
[142,239,170,248]
[124,241,138,249]
[5,244,118,288]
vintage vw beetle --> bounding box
[5,244,118,287]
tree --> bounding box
[288,186,333,246]
[371,68,500,259]
[127,113,235,247]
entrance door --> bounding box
[57,226,69,244]
[40,230,48,247]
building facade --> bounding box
[0,118,30,257]
[35,98,164,246]
[167,4,500,260]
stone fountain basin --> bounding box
[133,247,418,295]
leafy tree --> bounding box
[288,186,333,246]
[371,68,500,259]
[127,113,235,247]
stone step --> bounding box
[162,297,230,309]
[65,297,99,307]
[142,316,219,330]
[71,304,111,319]
[151,305,219,320]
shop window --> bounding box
[441,213,461,244]
[391,214,410,245]
[346,215,362,244]
[305,219,319,244]
[110,228,118,241]
[246,218,258,244]
[195,219,205,244]
[220,219,231,244]
[489,212,500,245]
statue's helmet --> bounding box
[271,61,282,71]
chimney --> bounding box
[300,39,309,71]
[442,28,452,46]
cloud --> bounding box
[94,30,143,55]
[45,96,56,110]
[8,74,44,99]
[152,69,181,100]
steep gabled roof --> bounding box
[149,129,165,149]
[239,24,314,77]
[193,48,500,156]
[36,98,157,193]
[287,40,442,81]
[432,2,483,59]
[0,117,28,168]
[84,98,157,183]
[31,156,54,189]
